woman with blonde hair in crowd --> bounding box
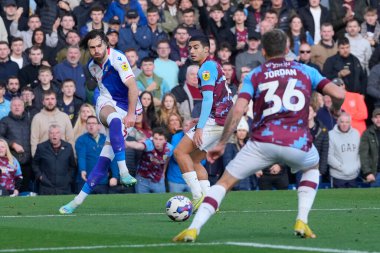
[158,93,180,128]
[0,139,23,197]
[167,112,183,142]
[73,103,96,141]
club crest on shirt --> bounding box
[121,62,129,71]
[202,71,210,81]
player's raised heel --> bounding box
[192,194,204,214]
[120,174,137,187]
[294,219,316,239]
[172,228,198,242]
[59,201,77,214]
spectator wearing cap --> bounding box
[79,5,109,38]
[118,9,152,62]
[298,42,322,74]
[0,81,11,120]
[360,108,380,187]
[332,77,368,135]
[1,0,28,42]
[0,41,19,84]
[106,29,119,48]
[108,17,121,32]
[234,31,265,80]
[103,0,147,26]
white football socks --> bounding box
[297,169,319,224]
[199,180,211,195]
[189,184,226,233]
[183,171,203,200]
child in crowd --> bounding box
[361,7,380,49]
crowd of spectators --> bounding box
[1,0,380,196]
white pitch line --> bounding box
[0,207,379,219]
[0,242,378,253]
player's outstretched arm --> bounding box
[321,82,346,115]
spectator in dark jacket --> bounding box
[53,46,86,101]
[0,97,32,192]
[0,41,19,83]
[18,46,44,89]
[323,37,367,95]
[32,124,76,195]
[72,0,101,32]
[245,0,265,34]
[169,25,190,67]
[298,0,331,43]
[198,4,236,52]
[359,108,380,187]
[117,10,152,63]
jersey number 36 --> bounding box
[258,79,305,117]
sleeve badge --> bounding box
[121,62,129,71]
[202,71,210,81]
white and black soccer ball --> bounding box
[166,195,193,222]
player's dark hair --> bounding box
[189,35,210,48]
[80,30,109,49]
[337,37,350,46]
[262,29,287,58]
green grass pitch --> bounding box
[0,188,379,253]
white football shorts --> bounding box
[226,140,320,180]
[186,118,224,152]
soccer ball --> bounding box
[166,195,193,222]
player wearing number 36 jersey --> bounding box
[241,58,328,151]
[173,29,346,243]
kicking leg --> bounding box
[173,170,239,242]
[59,145,114,214]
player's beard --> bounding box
[93,49,107,64]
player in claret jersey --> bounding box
[59,30,142,214]
[173,29,346,242]
[173,35,233,212]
